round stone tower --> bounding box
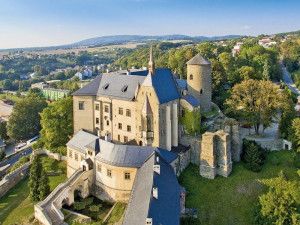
[186,54,212,112]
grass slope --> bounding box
[0,156,67,225]
[179,150,298,225]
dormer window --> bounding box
[189,74,193,80]
[103,83,109,90]
[121,85,128,93]
[146,218,152,225]
[153,187,158,199]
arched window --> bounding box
[106,120,109,126]
[139,141,143,146]
[200,89,203,94]
[189,74,193,80]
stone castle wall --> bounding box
[179,124,242,179]
[0,165,30,198]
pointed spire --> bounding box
[148,44,155,75]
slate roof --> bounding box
[85,139,100,154]
[72,68,180,104]
[176,79,187,90]
[72,75,102,96]
[97,73,145,101]
[95,139,178,167]
[183,95,200,107]
[66,130,99,153]
[186,54,211,65]
[122,153,180,225]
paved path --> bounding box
[280,57,300,95]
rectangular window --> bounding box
[75,153,78,161]
[79,101,84,110]
[98,164,102,172]
[104,105,109,113]
[118,135,120,141]
[126,109,131,117]
[124,136,128,143]
[96,118,99,125]
[118,123,122,130]
[95,104,100,111]
[69,149,72,158]
[127,125,131,132]
[119,107,123,115]
[107,169,112,177]
[124,172,130,180]
[88,150,93,156]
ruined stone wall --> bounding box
[0,165,30,198]
[224,124,242,162]
[179,135,201,165]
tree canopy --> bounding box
[226,79,280,134]
[7,96,47,140]
[38,97,73,154]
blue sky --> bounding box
[0,0,299,49]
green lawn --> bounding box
[0,93,24,103]
[107,202,127,224]
[179,150,299,225]
[0,156,67,225]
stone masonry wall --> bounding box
[179,135,201,165]
[0,165,30,198]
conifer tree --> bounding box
[243,142,264,172]
[38,168,50,200]
[263,60,270,81]
[28,155,42,201]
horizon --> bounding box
[0,0,300,49]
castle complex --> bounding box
[35,46,242,225]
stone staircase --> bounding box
[35,169,84,225]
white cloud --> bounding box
[243,25,252,30]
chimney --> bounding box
[153,187,158,199]
[153,165,160,174]
[105,133,111,142]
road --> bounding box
[0,147,32,168]
[280,57,300,95]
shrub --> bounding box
[180,217,201,225]
[269,154,280,166]
[294,152,300,168]
[74,197,94,210]
[89,204,102,212]
[242,139,265,172]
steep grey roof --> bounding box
[95,139,178,167]
[182,95,200,107]
[0,137,6,147]
[72,75,102,96]
[66,130,99,153]
[72,68,180,104]
[186,54,211,65]
[97,73,145,101]
[176,79,187,90]
[123,153,180,225]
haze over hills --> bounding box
[0,34,243,52]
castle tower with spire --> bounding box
[148,45,155,75]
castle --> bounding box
[35,46,242,225]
